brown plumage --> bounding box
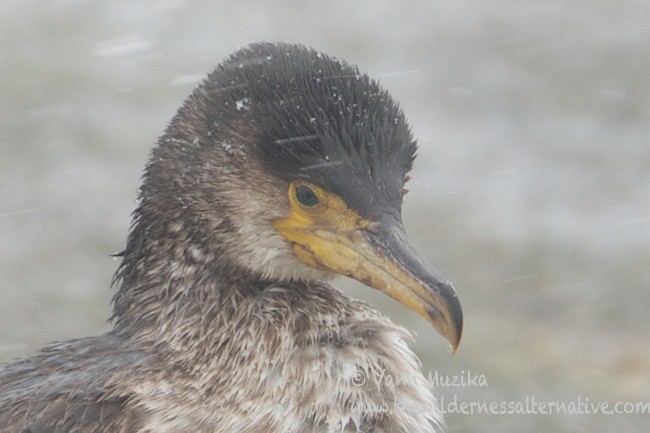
[0,42,462,433]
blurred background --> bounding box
[1,1,648,431]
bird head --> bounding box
[130,42,462,351]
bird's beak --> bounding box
[274,209,463,352]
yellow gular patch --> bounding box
[272,181,374,270]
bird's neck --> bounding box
[110,225,264,345]
[109,227,442,433]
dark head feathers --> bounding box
[198,42,417,220]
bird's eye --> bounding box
[295,184,320,207]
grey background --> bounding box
[1,1,648,432]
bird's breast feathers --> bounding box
[129,291,443,433]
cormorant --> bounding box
[0,42,462,433]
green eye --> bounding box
[295,185,319,207]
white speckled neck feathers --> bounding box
[113,247,444,431]
[130,280,443,433]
